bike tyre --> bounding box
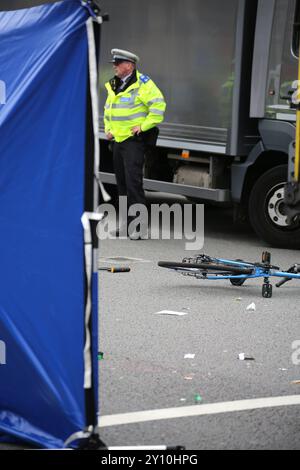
[158,261,253,275]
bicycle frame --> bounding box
[159,252,300,298]
[199,258,300,281]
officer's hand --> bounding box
[131,126,142,135]
[106,132,114,141]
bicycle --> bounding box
[158,252,300,298]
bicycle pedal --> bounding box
[262,251,271,264]
[262,283,273,298]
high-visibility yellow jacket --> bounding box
[104,71,166,143]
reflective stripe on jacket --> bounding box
[104,71,166,143]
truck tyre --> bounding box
[248,165,300,248]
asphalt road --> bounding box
[98,193,300,450]
[1,193,298,451]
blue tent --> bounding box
[0,0,100,448]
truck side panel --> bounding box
[99,0,239,147]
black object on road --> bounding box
[98,266,130,273]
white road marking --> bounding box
[98,395,300,428]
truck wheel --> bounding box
[248,165,300,248]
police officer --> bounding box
[104,48,166,237]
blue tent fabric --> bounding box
[92,271,99,407]
[0,0,97,448]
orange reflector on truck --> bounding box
[181,150,190,159]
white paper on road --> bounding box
[154,310,188,316]
[246,302,256,311]
[184,354,196,359]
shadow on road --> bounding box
[145,191,259,245]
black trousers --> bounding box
[113,136,147,209]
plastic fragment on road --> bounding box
[184,354,195,359]
[98,352,104,360]
[238,353,255,361]
[154,310,188,316]
[194,394,203,404]
[246,303,256,311]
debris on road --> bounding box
[184,354,196,359]
[238,353,255,361]
[246,303,256,311]
[194,394,203,404]
[98,266,130,273]
[184,375,195,380]
[154,310,188,316]
[98,352,104,361]
[291,380,300,385]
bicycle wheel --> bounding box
[158,261,253,275]
[230,278,247,286]
[229,259,248,286]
